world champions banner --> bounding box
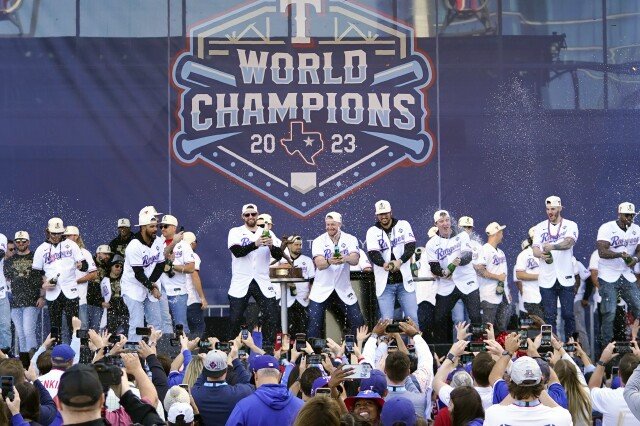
[171,0,435,217]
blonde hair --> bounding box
[293,396,340,426]
[182,355,204,388]
[554,359,591,425]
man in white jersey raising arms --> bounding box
[227,204,283,345]
[426,210,481,344]
[597,202,640,345]
[531,196,579,339]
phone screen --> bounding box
[541,325,552,346]
[1,376,14,401]
[296,333,306,351]
[518,330,528,350]
[345,335,355,353]
[136,327,151,336]
[76,329,89,339]
[51,326,60,340]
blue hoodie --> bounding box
[225,383,304,426]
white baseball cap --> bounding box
[545,196,562,207]
[139,206,163,217]
[183,232,196,244]
[510,356,542,386]
[433,210,450,223]
[619,202,636,214]
[167,402,194,423]
[528,226,536,239]
[375,200,392,215]
[427,226,438,238]
[458,216,474,227]
[203,350,228,376]
[242,204,258,214]
[485,222,506,236]
[14,231,29,241]
[257,213,273,224]
[521,239,531,250]
[96,245,112,255]
[63,226,79,236]
[160,215,178,226]
[117,218,131,228]
[325,211,343,224]
[48,218,64,233]
[136,212,157,227]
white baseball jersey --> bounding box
[121,235,165,302]
[186,252,202,306]
[0,234,7,299]
[278,253,315,307]
[477,243,508,305]
[227,226,278,299]
[514,247,541,304]
[159,237,195,297]
[573,257,591,303]
[425,231,478,296]
[415,245,437,306]
[588,250,602,304]
[310,231,359,305]
[596,220,640,283]
[76,248,97,305]
[32,239,85,301]
[350,248,372,272]
[468,237,484,265]
[365,220,416,297]
[532,218,579,288]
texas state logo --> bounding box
[172,0,435,216]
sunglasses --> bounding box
[113,264,122,268]
[50,232,63,236]
[161,224,173,229]
[15,240,28,243]
[243,213,258,217]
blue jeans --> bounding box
[78,304,88,328]
[123,295,162,341]
[187,303,205,338]
[540,281,575,339]
[0,297,11,349]
[307,291,364,338]
[168,294,190,334]
[159,288,174,334]
[599,276,640,345]
[11,306,39,352]
[378,283,418,324]
[86,305,103,332]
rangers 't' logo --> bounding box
[171,0,435,216]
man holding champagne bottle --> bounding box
[476,222,510,332]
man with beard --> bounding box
[596,201,640,345]
[183,232,207,337]
[366,200,417,323]
[531,196,579,339]
[308,212,364,338]
[278,235,315,336]
[84,245,112,331]
[228,204,283,344]
[426,210,481,343]
[476,222,510,332]
[109,218,134,258]
[5,231,43,352]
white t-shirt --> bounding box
[425,231,478,296]
[278,254,315,307]
[484,402,572,426]
[438,383,493,410]
[477,243,508,305]
[532,218,579,288]
[39,368,64,399]
[32,239,85,301]
[597,221,640,283]
[159,238,195,297]
[591,387,640,426]
[227,226,278,299]
[121,235,165,302]
[186,252,202,306]
[415,245,437,305]
[310,231,359,305]
[0,234,7,299]
[76,247,97,305]
[515,247,541,304]
[366,220,416,297]
[572,257,591,303]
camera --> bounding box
[215,341,231,353]
[614,342,633,354]
[1,376,14,401]
[385,321,401,333]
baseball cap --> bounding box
[325,211,342,224]
[545,196,562,207]
[14,231,29,241]
[160,215,178,226]
[136,212,157,227]
[249,354,279,372]
[168,402,195,423]
[139,206,162,216]
[257,213,273,224]
[528,226,536,239]
[458,216,474,227]
[380,396,417,426]
[311,376,331,396]
[203,350,228,377]
[242,204,258,214]
[117,218,131,227]
[183,232,196,244]
[52,344,75,363]
[63,226,79,236]
[345,390,385,412]
[521,239,530,250]
[359,369,387,395]
[48,217,64,233]
[427,226,438,238]
[451,370,474,388]
[375,200,392,215]
[485,222,506,236]
[110,255,124,265]
[96,245,112,255]
[163,386,190,412]
[510,356,542,386]
[433,209,450,223]
[619,202,636,214]
[58,364,103,408]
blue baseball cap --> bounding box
[345,390,385,412]
[249,355,279,371]
[51,344,75,363]
[380,396,417,426]
[311,376,331,396]
[359,369,387,395]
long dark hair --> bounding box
[450,386,484,426]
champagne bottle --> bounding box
[624,254,634,265]
[49,273,60,285]
[262,227,270,238]
[544,252,553,264]
[410,261,420,277]
[496,280,505,295]
[447,263,457,274]
[164,259,175,278]
[334,244,341,258]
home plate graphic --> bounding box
[171,0,435,216]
